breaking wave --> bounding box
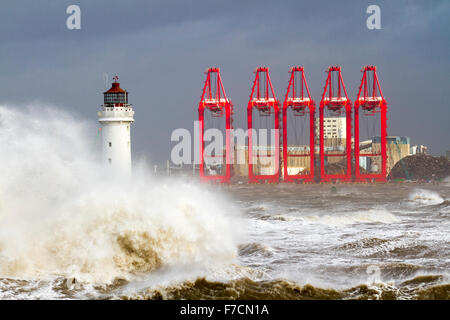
[238,243,275,257]
[0,105,242,285]
[122,275,450,300]
[409,189,444,206]
[336,237,437,258]
[302,209,400,226]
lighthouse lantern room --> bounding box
[98,76,135,172]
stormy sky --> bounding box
[0,0,449,165]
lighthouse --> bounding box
[98,76,134,173]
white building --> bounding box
[410,144,428,155]
[98,76,134,173]
[315,117,346,139]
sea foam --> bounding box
[409,189,444,206]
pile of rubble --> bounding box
[323,161,368,175]
[389,154,450,181]
[324,161,347,175]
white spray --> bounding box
[408,189,444,206]
[0,104,242,284]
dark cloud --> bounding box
[0,0,449,164]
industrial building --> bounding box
[361,136,410,175]
[231,135,410,180]
[411,145,428,155]
[315,117,346,139]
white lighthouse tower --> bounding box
[98,76,134,173]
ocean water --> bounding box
[0,105,448,300]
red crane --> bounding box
[319,66,352,182]
[282,66,316,183]
[247,67,280,183]
[354,65,387,182]
[198,67,233,183]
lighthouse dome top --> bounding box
[104,76,129,105]
[105,82,126,94]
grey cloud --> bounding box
[0,0,449,164]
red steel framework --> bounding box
[319,66,352,182]
[282,66,316,183]
[198,67,233,183]
[247,67,280,183]
[354,65,388,182]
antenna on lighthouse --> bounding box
[102,72,109,90]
